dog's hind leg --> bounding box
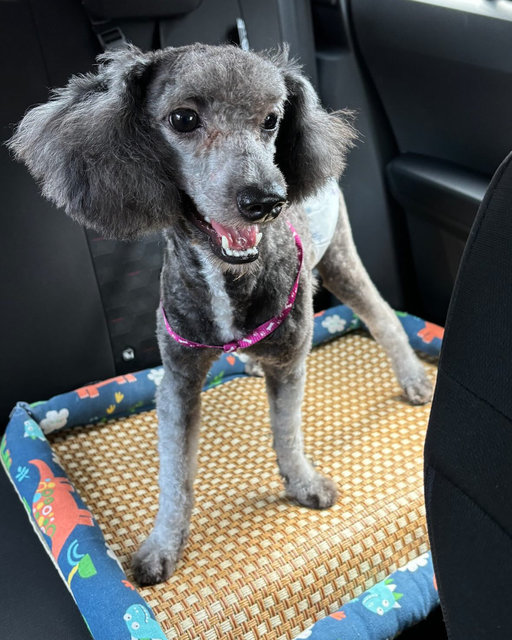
[132,352,215,585]
[316,192,433,405]
[263,356,338,509]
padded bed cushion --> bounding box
[1,305,442,639]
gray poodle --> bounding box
[9,44,432,586]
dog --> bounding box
[9,44,432,586]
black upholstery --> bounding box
[0,0,113,424]
[387,154,488,324]
[0,470,92,639]
[425,151,512,638]
[83,0,203,19]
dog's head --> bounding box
[8,44,355,265]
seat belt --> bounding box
[90,21,128,50]
[82,7,129,51]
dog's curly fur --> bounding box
[9,43,432,586]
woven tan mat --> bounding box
[49,332,437,640]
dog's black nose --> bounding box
[237,186,286,223]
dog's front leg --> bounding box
[263,360,338,509]
[132,355,213,586]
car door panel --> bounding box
[351,0,512,321]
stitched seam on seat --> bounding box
[425,462,512,640]
[440,367,512,422]
[427,461,512,544]
[439,365,512,425]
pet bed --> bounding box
[1,304,442,640]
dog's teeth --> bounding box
[255,232,263,246]
[219,242,258,260]
[204,216,211,223]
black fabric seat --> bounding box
[425,150,512,639]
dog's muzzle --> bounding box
[182,191,264,264]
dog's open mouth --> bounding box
[186,200,261,264]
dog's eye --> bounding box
[262,113,279,131]
[170,108,200,133]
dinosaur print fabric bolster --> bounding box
[293,552,439,639]
[1,402,166,640]
[0,304,442,640]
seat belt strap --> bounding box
[83,9,129,51]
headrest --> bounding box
[83,0,203,20]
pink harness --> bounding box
[161,221,303,353]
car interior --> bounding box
[2,0,511,638]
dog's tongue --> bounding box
[210,219,259,250]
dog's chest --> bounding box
[194,249,241,343]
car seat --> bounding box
[425,150,512,639]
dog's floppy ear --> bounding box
[8,45,179,239]
[273,53,357,203]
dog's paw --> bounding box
[402,371,433,405]
[132,538,178,586]
[287,473,338,510]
